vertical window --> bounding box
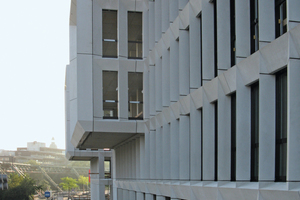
[128,12,143,59]
[214,0,218,77]
[230,0,236,67]
[250,0,259,54]
[200,14,203,86]
[103,10,118,58]
[128,72,143,119]
[103,71,118,119]
[251,82,259,181]
[231,93,236,181]
[214,101,218,181]
[275,0,287,38]
[275,68,287,182]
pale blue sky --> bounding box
[0,0,71,150]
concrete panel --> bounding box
[77,0,92,54]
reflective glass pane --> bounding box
[128,72,143,119]
[103,71,118,118]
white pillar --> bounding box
[170,119,180,180]
[149,1,155,51]
[149,65,156,115]
[258,0,275,48]
[155,0,162,42]
[190,100,202,180]
[144,131,150,179]
[129,190,136,200]
[287,60,300,181]
[179,29,190,96]
[162,123,171,180]
[162,47,170,107]
[156,126,163,179]
[169,0,178,23]
[236,69,251,181]
[170,37,179,102]
[145,194,153,200]
[259,74,276,181]
[161,0,169,33]
[202,91,215,180]
[179,115,190,180]
[150,130,156,179]
[137,192,144,200]
[217,81,231,181]
[155,52,163,112]
[235,0,250,63]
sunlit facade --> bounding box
[65,0,300,199]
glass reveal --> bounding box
[128,12,143,59]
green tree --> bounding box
[0,173,42,200]
[25,160,40,166]
[77,176,89,192]
[59,177,79,198]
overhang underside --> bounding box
[79,132,141,149]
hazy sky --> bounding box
[0,0,71,150]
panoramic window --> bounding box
[275,68,287,182]
[250,0,259,54]
[103,71,118,119]
[275,0,287,38]
[128,72,143,119]
[231,93,236,181]
[128,12,143,59]
[103,10,118,58]
[230,0,236,67]
[251,82,259,181]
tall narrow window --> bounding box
[250,0,259,54]
[275,0,287,38]
[214,101,218,181]
[128,72,143,119]
[275,68,287,182]
[214,0,218,77]
[231,93,236,181]
[230,0,236,67]
[128,12,143,59]
[103,71,118,119]
[251,82,259,181]
[103,10,118,58]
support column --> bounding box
[117,188,123,200]
[150,65,156,115]
[155,52,163,112]
[170,119,180,180]
[169,0,178,23]
[123,190,129,200]
[170,37,179,102]
[189,8,201,89]
[129,190,136,200]
[155,0,162,42]
[258,0,275,48]
[145,193,153,200]
[217,81,231,181]
[287,60,300,181]
[190,100,202,180]
[149,1,155,51]
[144,131,150,179]
[202,91,215,180]
[179,115,190,180]
[90,152,105,200]
[236,69,251,181]
[162,46,170,107]
[137,192,144,200]
[179,29,190,96]
[150,130,156,179]
[161,0,169,33]
[157,196,165,200]
[259,74,276,181]
[156,125,163,179]
[162,123,171,180]
[235,0,250,63]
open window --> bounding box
[128,12,143,59]
[128,72,143,120]
[103,71,118,119]
[103,10,118,58]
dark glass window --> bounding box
[230,0,236,67]
[214,0,218,77]
[275,0,287,38]
[103,71,118,119]
[251,82,259,181]
[275,68,287,182]
[128,12,143,59]
[128,72,143,120]
[165,197,171,200]
[231,93,236,181]
[250,0,259,54]
[103,10,118,58]
[214,101,218,181]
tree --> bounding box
[59,177,79,198]
[0,173,42,200]
[25,160,40,166]
[77,176,89,192]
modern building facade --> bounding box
[65,0,300,199]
